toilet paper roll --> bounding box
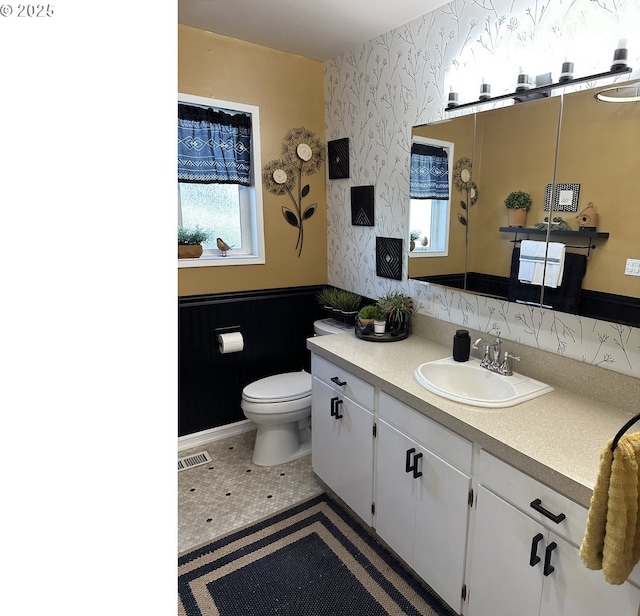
[218,332,244,354]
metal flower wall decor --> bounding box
[263,127,325,257]
[453,157,478,228]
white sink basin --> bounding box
[414,356,553,408]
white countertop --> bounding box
[307,332,637,508]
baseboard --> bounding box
[178,419,256,452]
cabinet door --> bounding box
[311,377,374,524]
[467,486,543,616]
[540,532,640,616]
[413,447,470,613]
[374,419,419,566]
[311,378,341,490]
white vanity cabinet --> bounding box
[466,451,640,616]
[311,354,375,525]
[375,392,473,613]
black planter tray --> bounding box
[354,327,409,342]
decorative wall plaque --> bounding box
[376,237,403,280]
[351,185,374,226]
[545,183,580,212]
[327,138,349,179]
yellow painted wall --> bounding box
[469,97,560,279]
[556,85,640,297]
[178,26,328,296]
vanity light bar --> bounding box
[445,67,632,111]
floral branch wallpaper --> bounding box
[324,0,640,378]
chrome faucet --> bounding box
[473,336,501,371]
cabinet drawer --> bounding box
[478,450,588,547]
[379,391,472,473]
[312,354,374,411]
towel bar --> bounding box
[509,238,597,257]
[611,411,640,451]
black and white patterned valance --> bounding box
[409,143,449,200]
[178,104,252,185]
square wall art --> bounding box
[376,237,403,280]
[545,183,580,212]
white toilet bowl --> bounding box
[241,371,313,466]
[240,318,348,466]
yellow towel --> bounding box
[580,432,640,584]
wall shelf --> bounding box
[499,227,609,257]
[499,226,609,239]
[445,67,632,112]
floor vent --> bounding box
[178,451,212,472]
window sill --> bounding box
[178,254,265,268]
[408,249,448,258]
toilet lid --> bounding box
[243,371,312,403]
[314,319,348,335]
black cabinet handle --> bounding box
[543,542,557,576]
[529,533,544,567]
[333,399,343,419]
[331,376,347,387]
[530,499,566,524]
[405,448,416,473]
[412,452,423,478]
[405,448,423,478]
[330,396,338,417]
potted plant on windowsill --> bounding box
[504,191,532,227]
[409,229,421,251]
[178,226,210,259]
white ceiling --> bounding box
[178,0,452,61]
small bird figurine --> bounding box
[216,237,232,256]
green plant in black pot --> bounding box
[378,291,414,334]
[316,287,340,317]
[335,290,362,325]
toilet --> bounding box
[241,318,349,466]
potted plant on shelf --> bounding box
[178,226,210,259]
[504,191,532,227]
[378,291,414,335]
[336,290,362,325]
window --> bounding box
[178,93,265,267]
[408,137,453,258]
[409,197,449,254]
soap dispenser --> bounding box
[453,329,471,362]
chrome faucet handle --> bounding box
[473,338,492,367]
[500,351,521,376]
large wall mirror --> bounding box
[409,78,640,327]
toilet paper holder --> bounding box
[215,325,241,342]
[215,325,243,354]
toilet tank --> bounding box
[313,319,351,336]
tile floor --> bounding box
[178,429,324,554]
